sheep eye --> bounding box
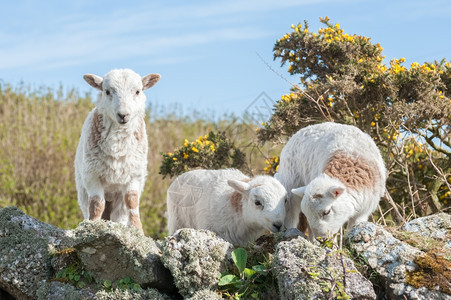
[105,90,110,96]
[322,209,331,217]
[254,200,262,207]
[135,90,140,95]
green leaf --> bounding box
[252,265,266,273]
[104,280,112,288]
[123,276,131,284]
[133,283,141,291]
[77,281,85,289]
[232,248,247,275]
[218,274,239,286]
[243,268,256,279]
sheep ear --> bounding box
[329,186,344,199]
[291,186,306,198]
[83,74,103,91]
[142,73,161,90]
[228,179,250,194]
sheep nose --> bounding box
[273,222,283,232]
[117,113,129,124]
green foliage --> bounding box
[159,130,248,179]
[55,262,94,289]
[218,248,271,300]
[257,16,451,220]
[102,276,142,292]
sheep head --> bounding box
[292,173,354,240]
[228,176,287,234]
[83,69,160,126]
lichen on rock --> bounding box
[161,228,233,297]
[274,235,376,300]
[0,206,73,299]
[72,220,174,292]
[348,220,451,299]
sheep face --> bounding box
[228,177,287,233]
[292,174,354,239]
[84,69,160,125]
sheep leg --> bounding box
[88,195,105,220]
[86,181,105,220]
[124,190,143,233]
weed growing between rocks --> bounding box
[217,247,277,300]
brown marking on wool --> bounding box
[90,110,104,149]
[134,119,146,142]
[324,151,380,190]
[241,177,252,183]
[88,196,104,220]
[101,200,113,220]
[230,191,243,214]
[129,212,143,232]
[125,191,139,209]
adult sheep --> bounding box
[75,69,161,232]
[276,122,386,239]
[166,169,287,246]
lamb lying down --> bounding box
[166,169,287,246]
[277,122,386,240]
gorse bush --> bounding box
[256,17,450,221]
[159,130,248,179]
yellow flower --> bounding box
[210,144,215,152]
[261,122,265,126]
[205,140,210,145]
[192,147,199,153]
[167,152,173,156]
[371,122,376,127]
[184,139,189,147]
[172,157,177,161]
[183,153,189,159]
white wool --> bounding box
[75,69,160,231]
[276,122,386,239]
[166,169,287,246]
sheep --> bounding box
[166,168,287,246]
[75,68,161,232]
[275,122,386,240]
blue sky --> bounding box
[1,0,450,119]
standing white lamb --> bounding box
[75,69,161,232]
[276,122,386,239]
[166,169,287,246]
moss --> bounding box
[406,250,451,295]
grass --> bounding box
[0,82,278,238]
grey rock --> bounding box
[348,221,451,299]
[36,281,95,300]
[402,212,451,249]
[36,281,171,300]
[161,228,233,298]
[274,236,376,300]
[72,220,175,293]
[185,289,222,300]
[93,288,171,300]
[0,206,73,299]
[283,227,308,240]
